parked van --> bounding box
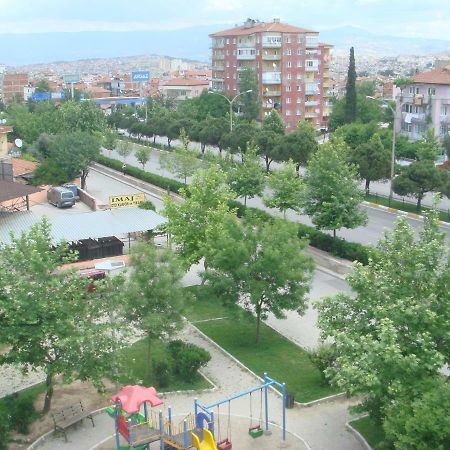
[47,187,75,208]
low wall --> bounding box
[78,188,97,211]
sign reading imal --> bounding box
[109,193,145,209]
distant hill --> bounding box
[1,25,449,67]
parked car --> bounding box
[62,183,80,201]
[47,186,75,208]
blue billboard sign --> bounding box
[51,91,65,100]
[131,71,150,82]
[31,92,50,101]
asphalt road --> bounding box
[101,144,450,245]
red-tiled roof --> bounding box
[162,78,209,87]
[12,158,37,177]
[413,69,450,85]
[210,21,316,37]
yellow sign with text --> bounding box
[109,193,145,209]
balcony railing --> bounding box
[237,50,256,60]
[214,54,225,60]
[211,77,224,82]
[212,65,224,71]
[262,72,282,84]
[263,90,281,97]
[237,66,255,71]
[305,38,319,48]
[305,66,319,72]
[440,115,450,123]
[305,100,319,106]
[262,54,281,60]
[262,38,282,48]
[304,111,317,118]
[305,87,320,95]
[237,42,256,48]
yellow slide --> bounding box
[191,428,218,450]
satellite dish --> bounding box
[15,138,23,148]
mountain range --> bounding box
[1,25,450,67]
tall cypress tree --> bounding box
[345,47,357,123]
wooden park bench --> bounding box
[51,401,95,441]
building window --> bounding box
[233,73,236,79]
[296,85,301,91]
[297,73,302,80]
[233,38,236,44]
[428,87,436,95]
[297,48,302,55]
[226,61,229,67]
[226,50,229,55]
[297,61,302,68]
[297,35,304,44]
[286,109,292,116]
[296,109,301,115]
[226,38,230,44]
[287,61,291,68]
[286,49,292,56]
[440,124,448,135]
[296,98,301,103]
[286,98,291,104]
[441,105,450,115]
[286,85,291,92]
[409,86,420,94]
[401,122,412,132]
[285,36,291,43]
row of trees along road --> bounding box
[0,220,189,413]
[163,165,315,344]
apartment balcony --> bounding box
[237,42,256,48]
[237,50,256,60]
[214,54,225,60]
[262,71,282,84]
[305,38,319,48]
[262,38,282,48]
[305,87,320,95]
[211,77,224,82]
[263,90,281,97]
[305,66,319,72]
[212,65,224,71]
[305,100,319,106]
[440,115,450,123]
[237,65,255,71]
[324,101,333,107]
[304,111,317,118]
[262,54,281,61]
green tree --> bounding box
[103,129,118,157]
[177,90,229,121]
[442,133,450,159]
[263,160,304,218]
[227,146,265,205]
[221,121,258,156]
[303,136,367,238]
[317,208,450,422]
[334,122,379,150]
[345,47,357,123]
[393,161,445,209]
[116,139,133,162]
[239,68,260,121]
[0,220,126,412]
[383,377,450,450]
[32,158,70,186]
[198,116,229,154]
[34,80,50,93]
[58,100,106,134]
[350,134,391,193]
[356,80,376,97]
[135,145,152,170]
[203,214,314,343]
[262,110,285,135]
[126,242,185,378]
[164,165,236,268]
[255,130,283,172]
[416,128,441,161]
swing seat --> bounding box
[217,438,233,450]
[248,425,264,438]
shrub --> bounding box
[1,392,36,435]
[168,340,211,382]
[0,402,10,450]
[309,344,337,386]
[139,200,156,211]
[153,359,172,388]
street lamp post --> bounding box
[367,96,396,202]
[208,89,253,132]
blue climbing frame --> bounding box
[194,372,287,441]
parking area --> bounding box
[31,199,93,218]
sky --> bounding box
[0,0,449,40]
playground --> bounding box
[104,373,296,450]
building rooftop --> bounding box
[413,68,450,85]
[210,19,317,37]
[162,78,209,87]
[0,180,41,203]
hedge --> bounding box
[96,155,370,265]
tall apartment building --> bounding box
[210,18,332,130]
[2,73,29,104]
[394,66,450,141]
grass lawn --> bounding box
[351,416,386,449]
[183,286,340,403]
[366,193,450,222]
[117,338,211,392]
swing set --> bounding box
[194,373,287,449]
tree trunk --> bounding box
[201,259,208,285]
[283,210,286,219]
[295,163,300,176]
[333,229,336,239]
[43,372,54,413]
[244,195,247,206]
[417,195,423,211]
[365,178,370,195]
[255,308,261,344]
[145,334,152,381]
[81,170,88,190]
[265,156,270,173]
[142,163,145,170]
[153,135,156,144]
[201,143,206,154]
[168,138,171,149]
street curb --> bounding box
[363,201,450,227]
[345,416,373,450]
[188,322,347,408]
